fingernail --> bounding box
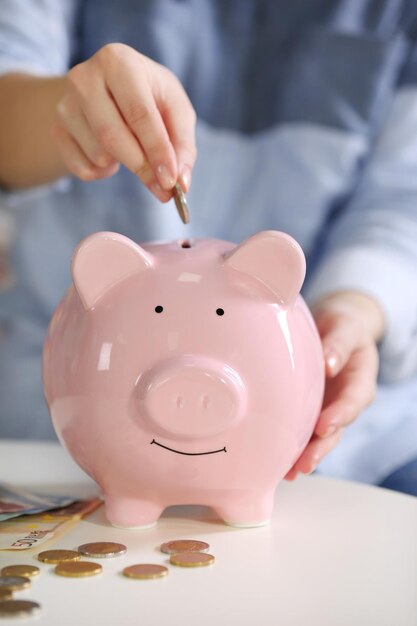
[150,181,171,201]
[156,164,175,191]
[80,168,95,181]
[178,164,191,192]
[285,471,298,482]
[324,348,339,374]
[324,424,338,437]
[307,458,319,474]
[96,154,112,168]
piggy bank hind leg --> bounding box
[104,495,164,529]
[214,490,275,528]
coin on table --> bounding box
[0,588,12,601]
[122,564,168,580]
[173,183,190,224]
[169,551,215,567]
[0,576,31,591]
[1,564,40,578]
[0,600,41,618]
[55,561,102,578]
[38,549,81,564]
[160,540,210,555]
[78,542,127,558]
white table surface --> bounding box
[0,440,416,626]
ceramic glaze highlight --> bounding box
[43,231,325,528]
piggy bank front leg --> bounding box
[104,495,164,529]
[214,490,275,528]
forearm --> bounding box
[305,87,417,383]
[0,73,68,189]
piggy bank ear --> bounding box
[72,232,154,310]
[223,231,306,306]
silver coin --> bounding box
[78,542,127,558]
[0,576,31,591]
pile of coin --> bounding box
[119,539,215,581]
[37,544,127,579]
[0,538,215,618]
[0,565,41,619]
[160,539,215,567]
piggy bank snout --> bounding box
[136,358,246,439]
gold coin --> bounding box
[0,576,31,591]
[0,600,41,618]
[122,564,168,580]
[169,551,215,567]
[1,564,40,578]
[173,183,190,224]
[38,549,81,564]
[160,540,210,555]
[0,589,12,601]
[78,542,127,558]
[55,561,102,578]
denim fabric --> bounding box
[0,0,417,489]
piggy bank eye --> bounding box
[216,308,224,316]
[155,305,163,313]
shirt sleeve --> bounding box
[0,0,81,77]
[304,41,417,383]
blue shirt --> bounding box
[1,0,417,484]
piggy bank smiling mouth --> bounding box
[150,439,227,456]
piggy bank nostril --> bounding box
[175,396,184,409]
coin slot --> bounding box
[180,240,192,248]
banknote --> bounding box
[0,483,78,522]
[0,498,102,550]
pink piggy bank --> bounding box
[43,230,324,528]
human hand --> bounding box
[51,44,197,201]
[285,291,385,480]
